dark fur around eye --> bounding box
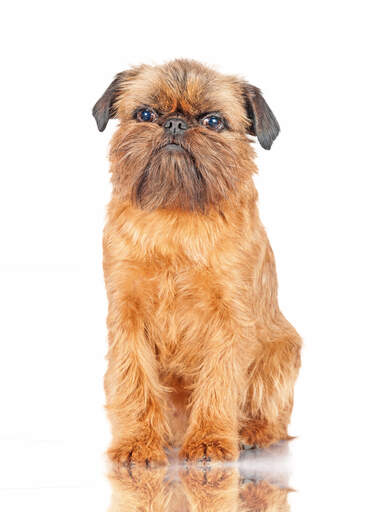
[135,107,158,123]
[200,113,225,131]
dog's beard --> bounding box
[133,146,207,211]
[110,125,248,212]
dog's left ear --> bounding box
[93,70,137,132]
[241,83,280,150]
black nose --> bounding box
[164,117,188,135]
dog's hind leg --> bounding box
[240,329,301,449]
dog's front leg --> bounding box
[179,326,249,463]
[104,290,169,467]
[180,348,240,462]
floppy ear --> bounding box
[92,71,128,132]
[242,83,280,150]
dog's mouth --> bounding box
[132,136,207,211]
[160,142,186,153]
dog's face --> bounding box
[93,60,279,212]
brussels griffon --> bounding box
[93,59,301,465]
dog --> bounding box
[93,59,302,465]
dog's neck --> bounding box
[105,188,260,265]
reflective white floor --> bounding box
[107,446,292,511]
[1,435,364,511]
[0,439,291,511]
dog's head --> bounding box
[93,59,279,212]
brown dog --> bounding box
[93,59,301,465]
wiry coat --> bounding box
[93,59,301,465]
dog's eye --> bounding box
[137,108,158,123]
[201,114,224,131]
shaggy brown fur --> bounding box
[93,59,302,465]
[108,466,292,511]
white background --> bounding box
[1,1,366,510]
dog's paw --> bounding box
[180,436,238,463]
[108,438,168,469]
[240,423,274,449]
[239,441,256,450]
[240,419,291,449]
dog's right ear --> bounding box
[92,71,134,132]
[241,83,280,150]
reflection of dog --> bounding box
[93,59,302,465]
[108,466,292,512]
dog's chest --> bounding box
[148,262,236,370]
[152,267,197,364]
